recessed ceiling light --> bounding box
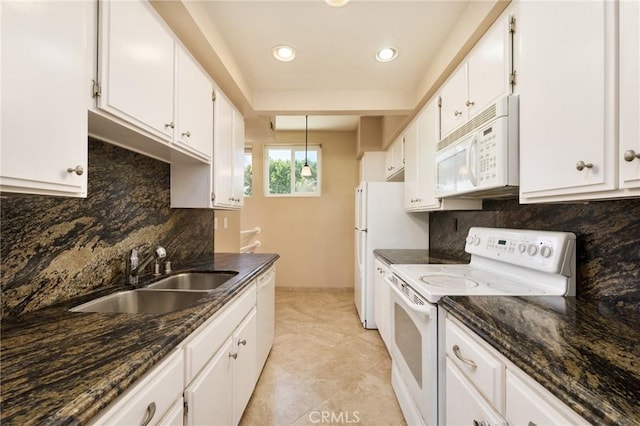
[376,47,398,63]
[324,0,351,6]
[272,45,297,62]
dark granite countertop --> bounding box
[375,249,639,425]
[0,252,279,425]
[374,249,465,265]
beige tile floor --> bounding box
[240,289,406,426]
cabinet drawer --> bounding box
[184,281,256,384]
[506,370,588,426]
[446,318,505,409]
[446,358,507,426]
[91,349,183,426]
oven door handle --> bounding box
[385,275,434,318]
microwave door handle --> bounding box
[385,275,434,318]
[466,135,479,187]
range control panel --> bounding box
[464,227,576,274]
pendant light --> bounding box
[301,115,313,177]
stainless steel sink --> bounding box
[145,271,238,291]
[70,289,208,314]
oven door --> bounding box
[386,274,438,425]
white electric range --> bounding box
[386,227,577,425]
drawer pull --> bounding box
[229,352,238,359]
[140,401,156,426]
[238,339,247,346]
[453,344,477,369]
[472,420,487,426]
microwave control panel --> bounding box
[477,118,506,185]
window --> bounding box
[264,145,321,196]
[244,147,253,197]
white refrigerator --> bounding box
[354,182,429,329]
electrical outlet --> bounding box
[223,218,228,229]
[214,217,218,230]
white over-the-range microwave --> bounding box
[435,95,519,198]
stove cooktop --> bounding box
[390,227,577,303]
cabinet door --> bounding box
[213,92,234,208]
[99,0,174,141]
[158,397,184,426]
[184,338,234,426]
[467,12,511,118]
[232,111,245,207]
[415,99,442,210]
[256,267,275,373]
[619,0,640,189]
[506,370,588,426]
[233,309,258,425]
[1,0,90,197]
[446,359,507,426]
[373,259,390,350]
[403,120,419,209]
[519,1,617,199]
[439,64,468,138]
[176,46,213,162]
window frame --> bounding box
[263,144,322,197]
[243,146,253,197]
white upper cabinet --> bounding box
[619,0,640,190]
[439,11,512,139]
[385,136,405,181]
[518,0,639,202]
[175,46,214,162]
[97,0,175,142]
[1,0,92,197]
[92,0,213,165]
[171,90,244,209]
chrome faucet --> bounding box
[127,246,167,285]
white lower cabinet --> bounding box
[445,315,588,426]
[373,258,391,350]
[446,358,507,426]
[232,309,258,425]
[158,397,186,426]
[90,349,184,425]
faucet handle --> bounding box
[155,246,167,260]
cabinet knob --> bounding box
[465,100,475,107]
[67,165,84,176]
[165,121,175,129]
[624,150,640,162]
[229,352,238,359]
[576,160,593,171]
[472,421,488,426]
[140,401,156,426]
[454,110,463,117]
[181,130,191,138]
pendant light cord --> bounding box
[305,115,309,164]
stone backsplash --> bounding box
[0,138,214,318]
[429,198,640,301]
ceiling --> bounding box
[153,1,503,134]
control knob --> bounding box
[473,236,481,246]
[466,236,474,245]
[518,243,527,254]
[527,244,538,256]
[540,245,553,258]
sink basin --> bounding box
[145,271,238,291]
[70,290,208,314]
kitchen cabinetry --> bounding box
[518,0,640,202]
[256,265,276,374]
[170,90,245,209]
[385,136,404,181]
[373,258,391,350]
[439,10,512,139]
[175,46,214,162]
[92,0,213,164]
[404,99,482,211]
[97,0,175,143]
[232,309,257,425]
[444,315,588,426]
[90,349,184,425]
[619,0,640,190]
[0,0,91,197]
